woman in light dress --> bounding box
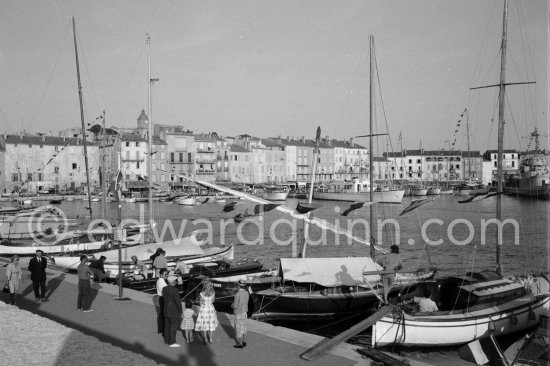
[194,279,218,343]
[6,255,22,305]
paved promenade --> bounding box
[0,260,368,366]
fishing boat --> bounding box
[0,208,78,240]
[439,187,454,195]
[371,0,550,348]
[426,186,441,195]
[50,231,234,277]
[504,128,549,199]
[455,182,490,195]
[123,259,263,294]
[261,186,289,201]
[176,196,197,206]
[411,186,428,196]
[313,178,405,203]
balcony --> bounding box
[196,158,216,164]
[122,158,145,162]
[196,169,215,175]
[197,148,214,153]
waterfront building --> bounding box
[372,156,391,181]
[461,151,483,182]
[151,137,169,190]
[483,149,520,184]
[193,133,220,183]
[262,138,287,184]
[228,144,254,184]
[330,138,368,181]
[119,134,147,190]
[161,129,195,190]
[3,133,99,194]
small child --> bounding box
[181,300,195,343]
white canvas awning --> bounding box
[279,257,383,287]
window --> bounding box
[29,144,32,148]
[38,173,43,181]
[494,161,497,167]
[188,153,192,163]
[136,162,140,169]
[408,159,412,164]
[170,153,175,163]
[12,173,18,182]
[27,173,33,181]
[54,167,59,174]
[456,164,460,169]
[512,161,515,168]
[126,142,130,147]
[417,159,421,164]
[72,163,77,170]
[179,153,183,162]
[136,142,140,147]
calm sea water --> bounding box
[3,195,547,364]
[34,194,548,276]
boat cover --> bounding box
[459,279,524,296]
[279,257,383,287]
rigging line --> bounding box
[75,27,102,116]
[109,41,147,121]
[516,0,538,125]
[333,44,368,128]
[373,49,395,154]
[26,21,72,132]
[469,0,498,88]
[504,92,523,151]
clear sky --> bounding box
[0,0,547,152]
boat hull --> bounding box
[427,188,441,195]
[504,186,549,199]
[412,189,428,196]
[372,294,550,348]
[313,190,404,203]
[262,192,289,201]
[177,197,197,206]
[0,240,108,256]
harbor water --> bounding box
[20,194,547,277]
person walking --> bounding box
[5,255,22,305]
[231,280,250,348]
[194,279,218,344]
[162,277,183,347]
[156,268,168,336]
[28,249,48,301]
[77,255,94,312]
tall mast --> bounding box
[101,110,107,220]
[466,109,471,180]
[495,0,508,275]
[146,35,158,232]
[301,126,321,258]
[369,35,375,258]
[72,17,93,217]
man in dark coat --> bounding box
[162,277,182,347]
[28,249,48,301]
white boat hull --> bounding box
[0,240,108,256]
[439,189,454,195]
[372,294,550,348]
[313,190,404,203]
[412,189,428,196]
[427,188,441,195]
[51,232,234,277]
[177,197,197,206]
[262,192,289,201]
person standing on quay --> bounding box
[162,277,182,347]
[231,280,250,348]
[381,244,403,303]
[77,255,94,312]
[28,249,47,301]
[195,279,218,344]
[156,268,168,336]
[153,250,168,277]
[6,255,22,305]
[88,255,107,282]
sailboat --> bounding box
[249,38,433,319]
[50,33,233,275]
[371,0,550,347]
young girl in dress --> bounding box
[181,300,195,343]
[194,279,218,343]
